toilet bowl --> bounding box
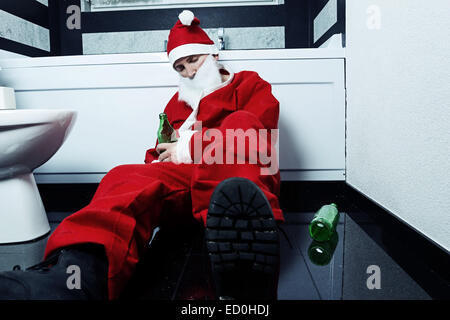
[0,109,77,243]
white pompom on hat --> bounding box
[178,10,195,26]
[167,10,219,66]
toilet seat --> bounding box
[0,109,76,243]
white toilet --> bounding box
[0,89,76,243]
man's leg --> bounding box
[191,164,282,300]
[190,111,284,299]
[190,110,283,226]
[205,177,280,300]
[0,162,193,300]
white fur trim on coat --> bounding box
[176,129,197,163]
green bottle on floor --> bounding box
[157,113,177,143]
[309,203,339,242]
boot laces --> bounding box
[26,250,62,271]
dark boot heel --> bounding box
[206,177,280,300]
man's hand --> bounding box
[156,142,178,163]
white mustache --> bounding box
[182,55,221,88]
[178,55,223,107]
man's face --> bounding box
[173,54,215,79]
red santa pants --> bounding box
[44,162,282,299]
[44,112,283,300]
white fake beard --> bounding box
[178,54,223,108]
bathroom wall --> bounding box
[345,0,450,252]
[311,0,345,48]
[0,1,50,57]
[50,0,312,56]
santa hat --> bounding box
[167,10,219,66]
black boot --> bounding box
[206,177,280,300]
[0,244,108,300]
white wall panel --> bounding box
[346,0,450,251]
[0,49,27,59]
[15,87,177,173]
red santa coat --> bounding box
[145,70,282,222]
[44,69,283,300]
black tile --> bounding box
[0,234,48,271]
[119,222,200,300]
[278,212,344,300]
[35,181,449,301]
[174,251,215,300]
[280,181,350,212]
[173,224,216,300]
[47,211,73,223]
[343,214,431,300]
[277,223,321,299]
[38,183,98,213]
[344,186,450,299]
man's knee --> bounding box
[100,164,153,186]
[106,164,137,179]
[221,110,263,131]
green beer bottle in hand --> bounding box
[309,203,339,242]
[157,113,177,144]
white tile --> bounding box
[222,26,285,50]
[83,30,170,54]
[82,26,284,55]
[314,0,338,43]
[0,10,50,52]
[35,0,48,6]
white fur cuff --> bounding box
[176,130,197,164]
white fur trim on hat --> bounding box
[179,10,195,26]
[169,43,219,66]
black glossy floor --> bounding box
[1,182,449,300]
[118,211,347,300]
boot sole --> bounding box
[205,177,280,300]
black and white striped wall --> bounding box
[310,0,345,48]
[0,0,50,58]
[0,0,345,57]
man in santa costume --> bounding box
[0,10,283,300]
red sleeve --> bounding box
[144,138,159,164]
[235,72,279,130]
